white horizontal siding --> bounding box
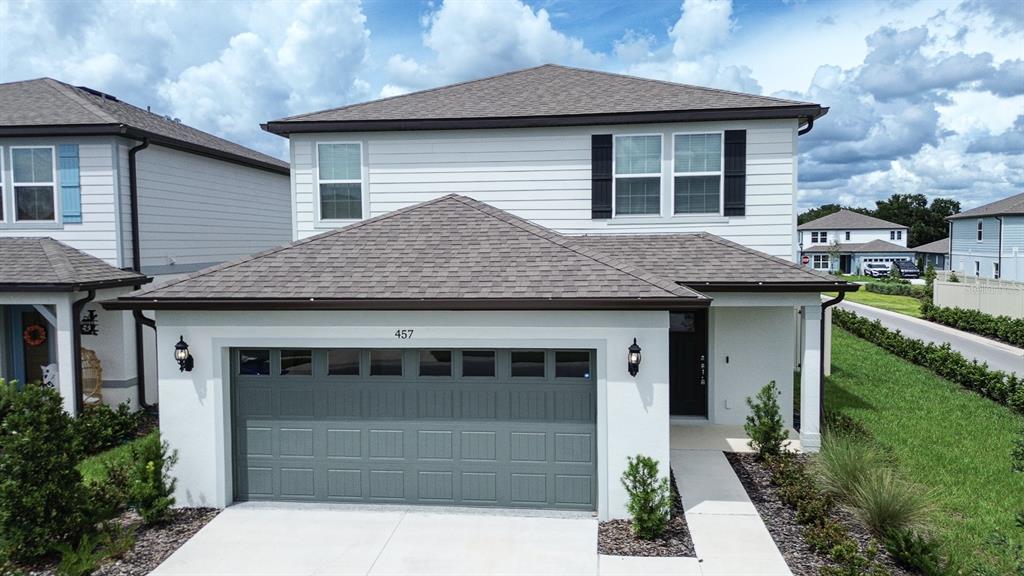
[135,145,290,272]
[799,228,906,247]
[0,137,120,266]
[292,119,800,259]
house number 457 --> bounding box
[394,329,414,339]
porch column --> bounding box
[799,304,821,452]
[54,296,77,416]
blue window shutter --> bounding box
[58,144,82,223]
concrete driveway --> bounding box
[151,502,599,576]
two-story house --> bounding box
[0,78,291,415]
[107,65,857,521]
[797,209,913,274]
[948,192,1024,281]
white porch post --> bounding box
[799,304,822,452]
[55,295,77,417]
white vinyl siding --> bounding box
[11,146,56,222]
[290,119,801,259]
[672,132,722,215]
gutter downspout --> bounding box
[798,116,815,136]
[72,290,96,416]
[996,216,1003,278]
[819,291,847,426]
[128,138,154,411]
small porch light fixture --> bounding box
[174,335,194,372]
[627,338,642,377]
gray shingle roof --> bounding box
[947,192,1024,220]
[265,64,825,133]
[802,239,912,254]
[574,233,845,287]
[911,238,949,254]
[798,209,907,231]
[0,238,146,290]
[113,195,706,309]
[0,78,288,173]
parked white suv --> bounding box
[862,262,890,278]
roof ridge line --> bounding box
[43,79,120,124]
[449,196,701,299]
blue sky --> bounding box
[0,0,1021,210]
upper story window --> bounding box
[890,230,903,241]
[810,231,828,243]
[11,146,56,221]
[673,132,722,214]
[613,135,661,216]
[844,231,850,241]
[977,220,984,242]
[317,142,362,220]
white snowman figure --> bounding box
[40,363,59,389]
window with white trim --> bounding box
[977,220,984,242]
[812,255,830,270]
[11,146,56,221]
[811,231,828,243]
[897,230,903,240]
[317,143,362,220]
[672,132,721,214]
[614,135,661,216]
[844,231,850,241]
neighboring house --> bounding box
[947,192,1024,281]
[107,65,856,521]
[912,237,949,270]
[0,78,291,415]
[798,209,913,274]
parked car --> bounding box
[891,260,920,279]
[862,262,890,277]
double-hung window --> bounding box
[673,132,722,214]
[812,255,830,270]
[977,220,984,242]
[317,142,362,220]
[811,231,827,243]
[11,146,56,221]
[614,135,661,216]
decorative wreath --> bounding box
[23,324,47,347]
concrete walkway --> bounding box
[671,450,792,576]
[836,299,1024,376]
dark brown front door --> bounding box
[670,311,708,417]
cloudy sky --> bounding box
[0,0,1021,210]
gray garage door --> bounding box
[232,348,596,510]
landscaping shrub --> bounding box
[924,264,937,289]
[883,527,949,576]
[865,281,927,299]
[920,302,1024,348]
[815,434,885,503]
[744,381,789,459]
[1014,429,1024,474]
[620,454,672,540]
[849,467,931,537]
[0,381,91,561]
[833,309,1024,414]
[71,402,142,457]
[823,410,872,441]
[126,433,177,525]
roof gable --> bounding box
[0,78,288,173]
[265,64,825,134]
[0,238,146,291]
[798,209,907,231]
[947,192,1024,220]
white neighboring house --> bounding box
[0,78,290,415]
[798,209,913,274]
[107,65,858,521]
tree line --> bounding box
[798,193,960,248]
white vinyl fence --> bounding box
[933,271,1024,319]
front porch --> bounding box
[670,422,804,453]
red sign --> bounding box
[801,255,810,265]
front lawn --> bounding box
[79,430,158,484]
[828,289,924,318]
[826,328,1024,573]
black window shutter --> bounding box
[591,134,613,219]
[723,130,746,216]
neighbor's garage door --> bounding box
[232,348,596,510]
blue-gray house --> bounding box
[948,192,1024,282]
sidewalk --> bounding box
[671,449,792,576]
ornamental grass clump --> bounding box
[849,467,932,537]
[744,381,789,459]
[815,433,886,503]
[620,454,672,540]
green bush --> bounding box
[833,309,1024,414]
[71,402,142,457]
[883,527,949,576]
[865,281,927,299]
[127,433,177,524]
[823,410,873,441]
[0,381,92,561]
[1013,429,1024,474]
[815,434,886,503]
[620,454,672,540]
[920,302,1024,348]
[744,381,789,459]
[849,467,931,536]
[924,264,937,289]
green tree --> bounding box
[798,203,844,225]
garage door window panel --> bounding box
[461,350,496,378]
[510,351,546,378]
[370,349,404,376]
[327,349,361,376]
[280,349,313,376]
[555,351,591,379]
[239,349,271,375]
[419,350,452,377]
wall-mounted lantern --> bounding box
[627,338,642,377]
[174,335,194,372]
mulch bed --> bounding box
[93,508,219,576]
[597,470,696,557]
[725,452,912,576]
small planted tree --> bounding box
[923,263,936,289]
[620,455,672,540]
[127,433,178,524]
[744,381,789,459]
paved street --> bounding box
[835,300,1023,376]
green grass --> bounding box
[827,328,1024,573]
[827,289,924,318]
[78,431,156,484]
